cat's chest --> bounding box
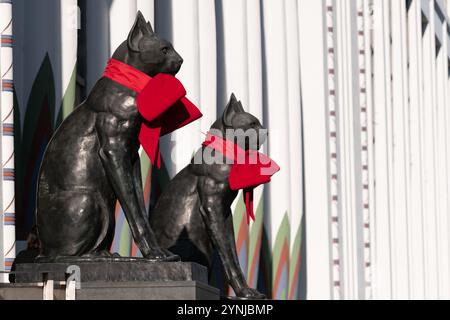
[108,93,140,120]
[209,164,233,182]
[193,163,234,188]
[91,78,141,121]
[105,93,143,138]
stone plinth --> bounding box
[15,261,207,284]
[3,261,219,300]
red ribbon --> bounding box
[103,58,203,168]
[203,133,280,224]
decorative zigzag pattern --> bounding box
[1,1,15,277]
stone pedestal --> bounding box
[0,281,219,300]
[15,261,208,283]
[2,261,219,300]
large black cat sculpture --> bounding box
[36,12,184,262]
[150,94,274,299]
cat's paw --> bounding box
[236,288,266,300]
[144,248,180,262]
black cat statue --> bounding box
[150,94,280,300]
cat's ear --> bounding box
[223,93,241,127]
[237,101,245,113]
[146,21,155,34]
[127,11,151,52]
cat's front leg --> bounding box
[198,176,265,299]
[96,112,177,261]
[131,158,180,261]
[223,213,265,300]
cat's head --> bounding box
[113,11,183,77]
[211,94,267,151]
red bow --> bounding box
[103,58,203,168]
[203,133,280,224]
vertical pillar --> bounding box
[218,0,251,293]
[298,0,334,300]
[360,0,376,300]
[245,0,265,291]
[334,0,367,300]
[137,0,155,26]
[57,0,78,123]
[445,26,450,299]
[435,12,450,299]
[198,0,217,136]
[0,0,15,283]
[284,0,303,300]
[390,0,411,299]
[324,0,342,300]
[406,0,426,299]
[372,0,394,299]
[109,0,137,56]
[158,0,201,178]
[261,0,291,300]
[422,0,439,299]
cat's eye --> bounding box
[162,47,169,54]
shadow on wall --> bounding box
[13,0,62,240]
[13,0,113,240]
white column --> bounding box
[0,0,15,283]
[284,0,303,300]
[372,0,393,299]
[390,0,411,299]
[109,0,138,56]
[422,0,439,299]
[159,0,201,177]
[216,0,251,291]
[86,0,139,92]
[360,0,376,300]
[445,28,450,300]
[298,0,333,300]
[58,0,78,122]
[334,0,366,300]
[198,0,217,136]
[246,0,265,289]
[137,0,155,26]
[219,0,249,107]
[323,0,342,300]
[435,15,450,300]
[261,0,291,300]
[406,0,426,299]
[218,0,251,289]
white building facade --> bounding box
[0,0,450,300]
[300,0,450,299]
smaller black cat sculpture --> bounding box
[150,94,267,299]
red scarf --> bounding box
[203,133,280,224]
[103,58,203,168]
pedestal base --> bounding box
[15,261,207,283]
[5,261,219,300]
[0,281,219,300]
